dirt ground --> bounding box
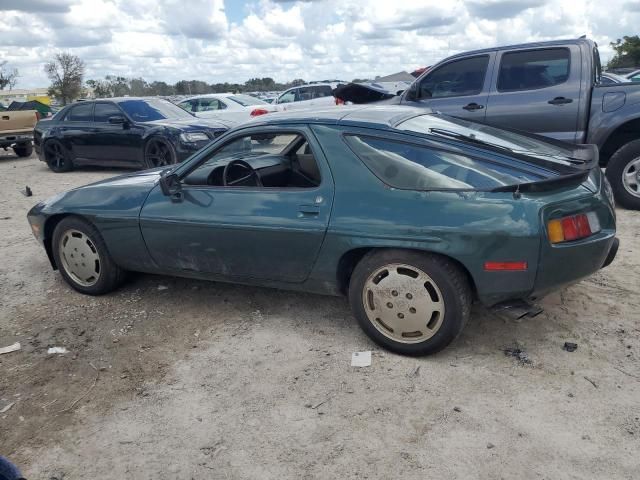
[0,149,638,480]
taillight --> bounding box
[250,108,269,117]
[335,97,344,105]
[547,212,600,244]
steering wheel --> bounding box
[223,159,263,187]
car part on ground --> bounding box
[27,106,618,356]
[33,97,229,172]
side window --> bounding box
[278,90,297,104]
[178,101,194,112]
[197,99,224,112]
[418,56,489,99]
[497,48,570,92]
[94,103,122,122]
[313,86,332,98]
[183,132,321,188]
[66,103,93,122]
[297,87,312,101]
[345,135,534,190]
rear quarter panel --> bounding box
[307,124,544,304]
[587,82,640,148]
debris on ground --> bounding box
[583,376,598,389]
[0,402,15,414]
[502,346,531,365]
[563,342,578,352]
[407,366,420,377]
[453,406,461,412]
[22,186,32,197]
[351,351,372,367]
[0,342,21,355]
[157,285,169,291]
[487,442,495,449]
[47,347,69,355]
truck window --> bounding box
[497,48,570,92]
[417,56,489,99]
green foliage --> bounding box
[45,53,85,105]
[608,35,640,69]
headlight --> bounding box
[180,132,209,143]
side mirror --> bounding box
[108,115,126,125]
[159,172,182,198]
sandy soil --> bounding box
[0,150,638,479]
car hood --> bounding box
[145,117,232,130]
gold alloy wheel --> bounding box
[58,229,101,287]
[362,263,445,344]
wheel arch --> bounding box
[336,246,477,299]
[599,116,640,166]
[43,213,98,270]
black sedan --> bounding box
[34,97,231,172]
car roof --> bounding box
[246,105,431,130]
[180,93,237,101]
[439,37,595,62]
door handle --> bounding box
[298,204,320,217]
[548,97,573,105]
[462,103,484,111]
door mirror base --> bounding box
[159,172,182,200]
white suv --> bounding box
[273,83,340,111]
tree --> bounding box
[44,53,85,105]
[0,61,19,90]
[608,35,640,69]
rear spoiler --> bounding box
[491,144,599,193]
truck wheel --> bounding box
[13,142,33,157]
[606,139,640,210]
[44,139,73,172]
[348,249,471,356]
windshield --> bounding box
[227,95,267,107]
[118,98,194,122]
[397,114,576,164]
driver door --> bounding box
[402,54,494,122]
[139,127,334,283]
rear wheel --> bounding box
[606,139,640,210]
[52,217,125,295]
[348,249,471,356]
[44,139,73,172]
[13,142,33,157]
[144,137,176,168]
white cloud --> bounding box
[0,0,637,88]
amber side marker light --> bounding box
[547,212,601,244]
[484,261,528,271]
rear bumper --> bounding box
[602,237,619,268]
[0,133,32,147]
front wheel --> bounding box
[52,216,126,295]
[606,139,640,210]
[348,250,471,356]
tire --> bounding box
[44,139,73,172]
[13,142,32,157]
[52,216,126,295]
[605,139,640,210]
[348,249,471,356]
[144,137,177,168]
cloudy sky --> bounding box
[1,0,638,89]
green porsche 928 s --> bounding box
[28,106,618,355]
